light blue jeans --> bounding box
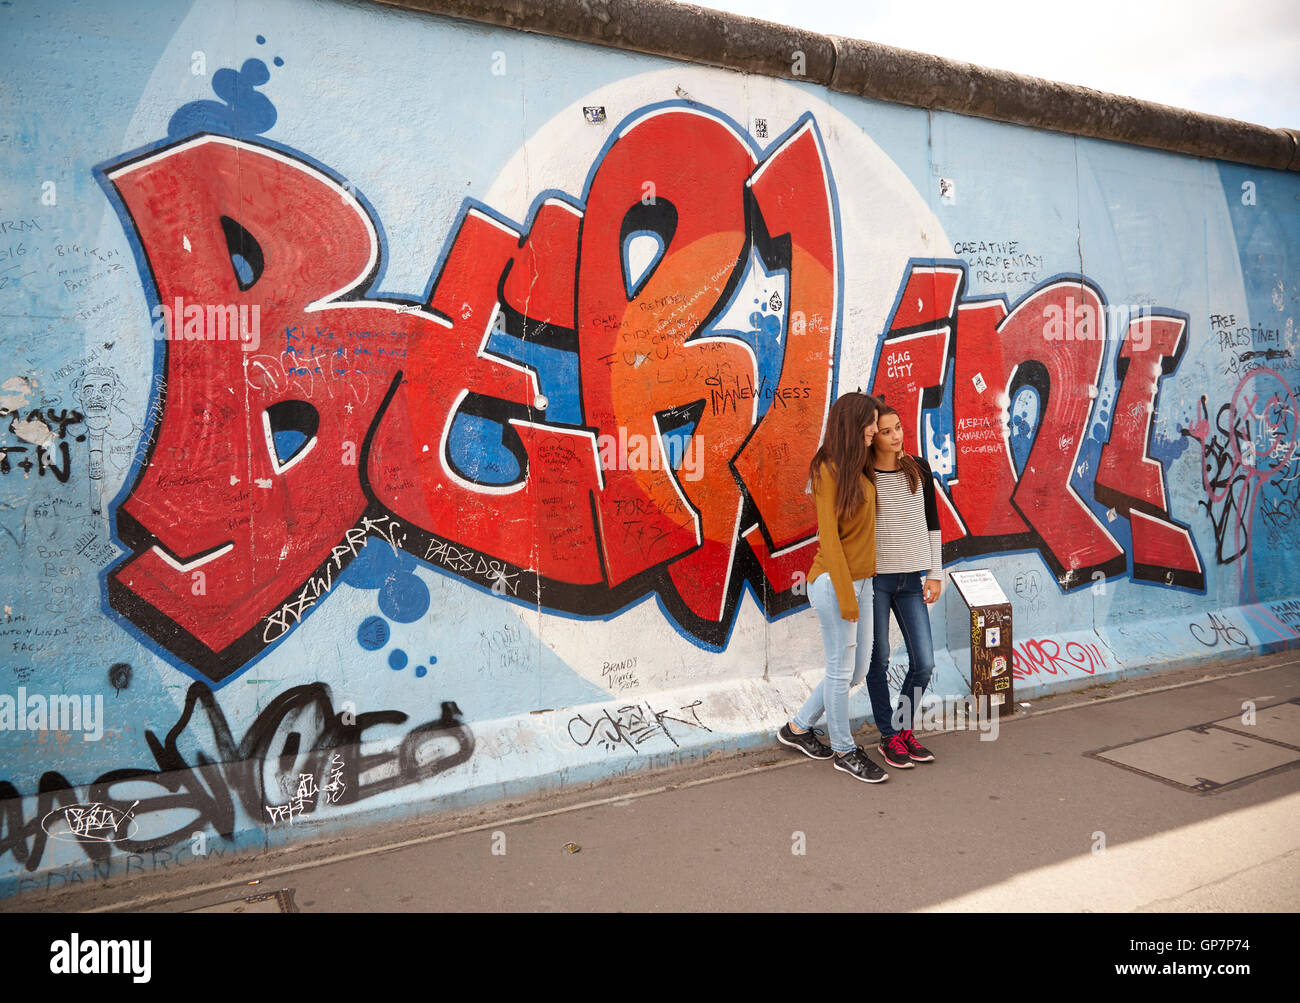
[793,572,873,755]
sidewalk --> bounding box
[7,651,1299,913]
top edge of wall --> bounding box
[369,0,1300,173]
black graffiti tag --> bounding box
[0,681,473,872]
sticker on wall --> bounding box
[939,177,955,204]
[754,117,768,138]
[583,106,606,123]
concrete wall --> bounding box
[1,0,1297,895]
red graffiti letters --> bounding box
[1012,637,1109,679]
[105,117,1207,684]
[870,264,1204,591]
[105,114,839,680]
[1094,316,1203,588]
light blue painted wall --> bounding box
[0,0,1295,894]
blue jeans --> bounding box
[793,573,873,755]
[866,572,935,737]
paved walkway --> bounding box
[7,652,1299,913]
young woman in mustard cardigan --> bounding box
[777,391,889,783]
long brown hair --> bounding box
[873,404,922,493]
[809,392,880,520]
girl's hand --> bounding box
[923,579,943,604]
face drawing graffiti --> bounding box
[75,367,120,430]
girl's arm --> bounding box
[916,457,945,603]
[813,465,860,621]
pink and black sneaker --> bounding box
[900,728,935,763]
[877,732,913,769]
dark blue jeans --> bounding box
[866,572,935,737]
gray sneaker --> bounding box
[833,747,888,783]
[777,723,834,760]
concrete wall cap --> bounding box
[370,0,1299,172]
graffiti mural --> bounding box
[1181,370,1299,572]
[103,110,840,682]
[1,0,1296,894]
[0,680,472,873]
[103,125,1217,684]
[868,264,1205,590]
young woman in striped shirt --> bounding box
[866,404,943,769]
[777,391,889,783]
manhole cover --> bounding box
[1087,700,1300,794]
[188,888,298,913]
[1211,699,1300,748]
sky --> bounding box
[678,0,1299,130]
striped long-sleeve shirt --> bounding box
[873,456,944,580]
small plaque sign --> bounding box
[949,568,1014,708]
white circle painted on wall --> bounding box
[483,66,949,694]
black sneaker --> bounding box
[777,723,833,760]
[832,747,888,783]
[877,732,914,769]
